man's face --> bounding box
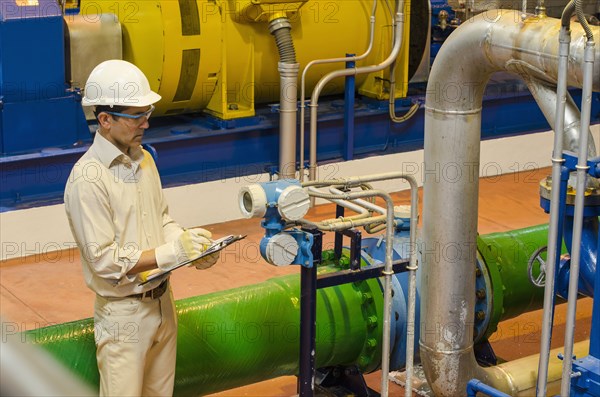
[98,105,154,154]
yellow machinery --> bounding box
[77,0,412,119]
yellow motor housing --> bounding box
[78,0,411,119]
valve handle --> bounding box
[527,246,548,287]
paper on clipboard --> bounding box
[139,234,246,286]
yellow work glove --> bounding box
[187,228,220,270]
[155,229,211,272]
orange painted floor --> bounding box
[0,167,593,396]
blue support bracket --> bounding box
[285,229,315,268]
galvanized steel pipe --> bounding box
[421,10,599,397]
[308,12,405,183]
[536,8,573,394]
[559,35,596,397]
[299,0,377,181]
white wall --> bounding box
[2,126,599,261]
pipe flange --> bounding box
[473,253,492,343]
[540,176,600,206]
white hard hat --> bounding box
[81,60,161,107]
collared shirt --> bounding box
[64,132,183,297]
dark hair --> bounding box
[94,105,127,121]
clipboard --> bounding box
[139,234,246,286]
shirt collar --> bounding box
[92,131,143,168]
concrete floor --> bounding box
[0,167,593,396]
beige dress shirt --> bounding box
[64,132,183,297]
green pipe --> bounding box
[25,265,384,396]
[478,224,566,339]
[23,225,557,395]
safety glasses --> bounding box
[104,105,155,124]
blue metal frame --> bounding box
[539,152,600,397]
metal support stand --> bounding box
[298,229,322,397]
[297,212,409,396]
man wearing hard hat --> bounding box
[64,60,217,396]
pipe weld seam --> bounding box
[424,106,482,115]
[381,270,394,275]
[551,158,566,163]
[576,165,590,170]
[406,265,418,271]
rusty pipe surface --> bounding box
[420,10,599,397]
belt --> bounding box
[130,279,168,300]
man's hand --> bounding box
[155,230,211,271]
[187,228,220,270]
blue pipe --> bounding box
[560,215,597,298]
[466,379,511,397]
[344,54,356,161]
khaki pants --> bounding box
[94,287,177,397]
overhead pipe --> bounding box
[299,0,378,181]
[308,10,406,184]
[269,17,299,179]
[420,9,599,397]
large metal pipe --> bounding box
[516,76,596,157]
[420,10,599,396]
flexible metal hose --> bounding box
[270,18,297,64]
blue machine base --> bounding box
[1,78,599,212]
[571,355,600,397]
